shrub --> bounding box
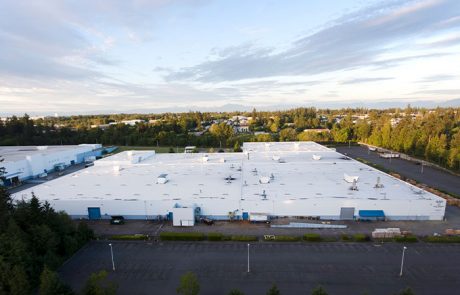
[353,234,370,242]
[160,232,205,241]
[110,234,148,240]
[231,235,258,242]
[303,233,322,242]
[207,233,223,241]
[273,235,301,242]
[340,234,351,241]
[425,236,460,243]
[395,235,418,243]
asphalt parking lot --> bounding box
[336,145,460,196]
[60,241,460,295]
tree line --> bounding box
[0,162,95,294]
[1,106,459,171]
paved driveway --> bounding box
[336,145,460,196]
[60,241,460,295]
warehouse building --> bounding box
[0,144,107,186]
[12,142,446,222]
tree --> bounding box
[39,266,73,295]
[228,289,244,295]
[397,287,415,295]
[82,271,116,295]
[279,128,296,141]
[233,142,242,152]
[8,265,30,295]
[311,285,328,295]
[266,284,281,295]
[177,271,200,295]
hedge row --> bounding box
[271,235,302,242]
[424,236,460,243]
[110,234,149,240]
[160,232,206,241]
[303,233,322,242]
[231,235,258,242]
[159,232,257,241]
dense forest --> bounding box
[0,164,94,294]
[1,107,459,171]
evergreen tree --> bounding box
[266,284,281,295]
[311,285,328,295]
[39,266,73,295]
[177,271,200,295]
[82,271,117,295]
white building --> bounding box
[1,144,102,186]
[12,142,446,221]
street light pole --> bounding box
[109,243,115,271]
[247,243,250,273]
[399,246,407,277]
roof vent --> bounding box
[349,179,359,191]
[261,190,267,200]
[374,177,384,188]
[202,155,209,162]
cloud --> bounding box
[166,0,460,82]
[417,74,458,83]
[341,77,394,85]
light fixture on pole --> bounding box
[247,243,250,273]
[109,243,115,271]
[399,246,407,277]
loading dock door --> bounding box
[88,207,101,220]
[340,207,355,220]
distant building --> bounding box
[0,144,103,186]
[303,129,330,133]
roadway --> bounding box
[336,145,460,196]
[60,241,460,295]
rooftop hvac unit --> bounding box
[202,155,209,162]
[272,155,280,161]
[312,154,322,160]
[220,158,226,163]
[157,173,168,184]
[344,173,359,183]
[259,176,270,184]
[37,146,48,150]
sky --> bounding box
[0,0,460,115]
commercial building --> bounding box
[12,142,446,221]
[1,144,106,186]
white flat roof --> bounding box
[13,142,443,206]
[0,145,99,163]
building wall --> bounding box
[48,195,446,221]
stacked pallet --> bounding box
[372,228,402,239]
